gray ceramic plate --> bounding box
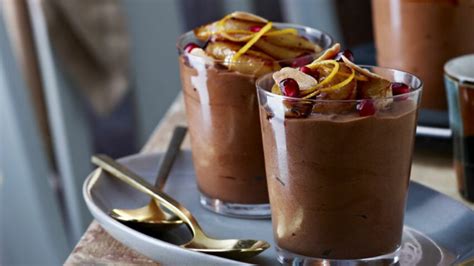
[83,151,474,265]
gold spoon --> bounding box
[92,155,270,260]
[107,126,188,229]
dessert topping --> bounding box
[279,78,300,97]
[231,22,273,63]
[184,43,200,53]
[298,66,318,79]
[391,82,410,95]
[291,54,313,68]
[334,49,354,62]
[273,67,317,92]
[270,43,410,116]
[250,25,263,32]
[313,43,341,62]
[228,11,268,23]
[189,48,214,62]
[357,100,376,116]
[191,12,322,76]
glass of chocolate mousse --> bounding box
[257,44,422,263]
[372,0,474,111]
[176,12,333,218]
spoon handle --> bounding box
[154,126,187,189]
[92,155,202,235]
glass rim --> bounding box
[444,54,474,86]
[176,22,334,65]
[256,65,423,103]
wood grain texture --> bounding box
[65,93,474,264]
[65,221,158,265]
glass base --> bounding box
[276,246,401,265]
[199,193,271,219]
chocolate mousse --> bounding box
[258,43,421,260]
[261,102,417,259]
[179,58,268,203]
[177,12,329,210]
[372,0,474,110]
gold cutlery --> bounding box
[108,126,187,229]
[92,154,270,260]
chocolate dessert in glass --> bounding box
[372,0,474,111]
[257,44,422,263]
[176,12,333,218]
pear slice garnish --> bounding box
[340,55,393,109]
[313,43,341,62]
[205,41,280,76]
[272,67,318,92]
[189,48,214,61]
[229,11,268,23]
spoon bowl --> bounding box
[110,199,183,228]
[93,155,271,260]
[107,126,187,230]
[183,238,270,259]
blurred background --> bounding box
[0,0,461,264]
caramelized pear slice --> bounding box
[205,41,272,60]
[254,39,309,60]
[263,34,321,52]
[271,83,282,95]
[318,63,357,100]
[194,18,264,42]
[229,11,268,23]
[227,53,281,76]
[205,41,280,76]
[313,43,341,62]
[341,55,393,109]
[189,48,214,62]
[312,63,357,114]
[272,67,317,92]
[341,55,387,81]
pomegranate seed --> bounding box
[184,43,200,53]
[391,82,410,95]
[291,53,312,67]
[334,49,355,62]
[298,66,313,75]
[280,78,300,97]
[250,25,262,32]
[357,100,376,116]
[298,66,319,80]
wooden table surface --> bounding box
[65,94,474,265]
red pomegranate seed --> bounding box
[184,43,200,53]
[291,53,312,68]
[334,49,354,62]
[250,25,262,32]
[357,100,376,116]
[298,66,313,75]
[280,78,300,97]
[391,82,410,95]
[298,66,319,80]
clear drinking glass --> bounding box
[445,54,474,202]
[257,66,422,263]
[177,23,333,218]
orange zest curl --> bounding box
[320,68,355,92]
[231,22,273,63]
